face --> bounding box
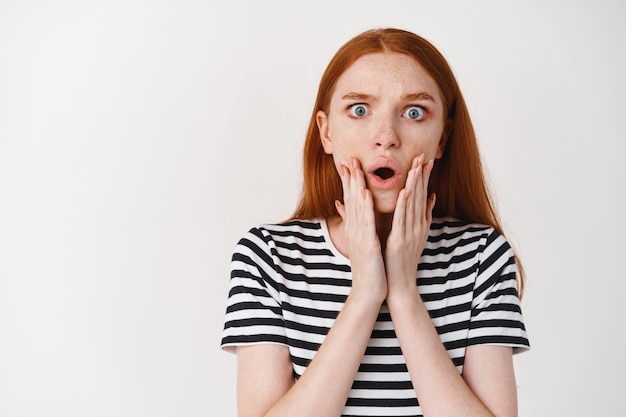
[317,52,447,213]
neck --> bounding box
[326,213,394,259]
[375,212,393,252]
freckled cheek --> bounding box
[425,144,443,161]
[330,142,367,173]
[331,148,352,171]
[403,126,445,156]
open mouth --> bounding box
[367,157,402,190]
[374,167,395,180]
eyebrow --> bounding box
[403,92,436,102]
[341,92,377,101]
[340,92,436,102]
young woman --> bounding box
[221,28,529,417]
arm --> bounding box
[237,159,387,417]
[384,156,518,416]
[237,295,382,417]
[463,345,518,417]
[386,294,517,417]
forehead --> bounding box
[332,52,441,100]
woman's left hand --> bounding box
[384,154,436,298]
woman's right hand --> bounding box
[334,157,387,305]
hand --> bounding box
[385,154,436,298]
[335,157,387,304]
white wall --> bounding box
[1,1,625,416]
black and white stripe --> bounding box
[222,217,529,417]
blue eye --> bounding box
[404,106,426,120]
[349,104,369,117]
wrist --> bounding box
[386,286,422,310]
[347,286,386,309]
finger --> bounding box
[345,157,370,206]
[349,157,366,187]
[392,188,409,231]
[405,154,426,230]
[345,158,365,205]
[362,188,377,227]
[421,158,435,190]
[339,162,365,229]
[351,159,377,237]
[405,154,424,192]
[405,165,420,232]
[412,156,434,209]
[338,162,349,186]
[349,156,359,179]
[338,162,353,202]
[416,160,435,224]
[355,166,368,197]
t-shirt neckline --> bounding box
[319,218,350,265]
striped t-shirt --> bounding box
[221,217,529,417]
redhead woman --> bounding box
[222,28,529,417]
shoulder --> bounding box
[240,219,326,246]
[230,220,325,288]
[429,217,511,248]
[423,217,514,277]
[234,219,329,260]
[232,218,348,288]
[429,219,519,299]
[429,217,494,237]
[427,217,502,254]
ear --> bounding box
[436,117,452,159]
[316,110,333,154]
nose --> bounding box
[374,121,400,149]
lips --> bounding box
[374,167,395,179]
[366,157,403,190]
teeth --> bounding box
[375,167,395,179]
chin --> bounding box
[372,195,398,214]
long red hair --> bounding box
[289,28,524,294]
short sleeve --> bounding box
[467,229,530,353]
[220,227,288,353]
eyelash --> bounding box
[403,105,427,120]
[347,103,368,117]
[345,103,428,120]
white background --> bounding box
[1,1,625,416]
